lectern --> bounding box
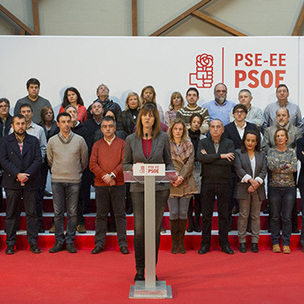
[124,164,175,299]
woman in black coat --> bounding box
[121,92,141,136]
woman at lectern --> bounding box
[123,102,174,281]
[168,118,196,254]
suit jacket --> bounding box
[234,149,267,201]
[123,131,174,192]
[121,109,138,136]
[197,136,235,184]
[224,121,257,149]
[0,133,42,190]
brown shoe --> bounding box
[77,225,87,233]
[49,225,55,233]
[283,245,291,254]
[272,244,281,253]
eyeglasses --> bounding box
[235,110,245,114]
[0,105,9,108]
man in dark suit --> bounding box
[224,104,257,215]
[197,119,235,255]
[0,114,42,254]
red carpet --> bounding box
[1,248,304,303]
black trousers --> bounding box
[201,182,231,248]
[5,188,39,247]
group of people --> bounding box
[1,78,304,281]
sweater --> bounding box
[89,137,125,186]
[47,132,88,183]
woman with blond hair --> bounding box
[165,92,184,126]
[121,92,141,136]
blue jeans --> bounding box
[269,186,295,246]
[51,182,80,244]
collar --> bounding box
[104,135,116,145]
[58,131,73,143]
[234,121,247,130]
[276,122,290,130]
[214,100,227,106]
[27,121,36,130]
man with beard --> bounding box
[0,114,42,254]
[203,83,235,126]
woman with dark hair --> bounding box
[187,113,205,233]
[234,130,267,253]
[121,92,141,136]
[165,92,184,126]
[267,128,297,254]
[123,102,174,281]
[168,118,196,254]
[140,85,165,123]
[59,87,87,123]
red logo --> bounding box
[189,54,214,88]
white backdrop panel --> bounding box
[0,36,301,116]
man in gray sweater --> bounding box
[47,112,88,253]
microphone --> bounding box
[145,133,149,162]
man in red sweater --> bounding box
[89,116,129,254]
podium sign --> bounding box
[129,164,172,299]
[133,163,166,176]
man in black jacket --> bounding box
[87,84,122,129]
[197,119,235,255]
[0,114,42,254]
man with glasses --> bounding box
[203,83,235,126]
[89,116,129,255]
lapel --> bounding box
[9,134,23,159]
[135,135,148,161]
[148,134,158,161]
[231,123,241,141]
[254,152,262,177]
[21,134,31,157]
[244,152,253,176]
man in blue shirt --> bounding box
[203,83,235,126]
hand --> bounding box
[221,153,235,162]
[247,185,255,194]
[249,178,260,190]
[102,174,113,184]
[200,149,207,155]
[109,179,116,186]
[16,173,30,183]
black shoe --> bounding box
[30,244,41,254]
[232,206,239,214]
[292,228,300,233]
[38,228,45,233]
[222,245,234,255]
[134,273,145,281]
[44,190,52,197]
[187,226,194,233]
[66,243,77,253]
[120,246,129,254]
[193,225,201,233]
[263,204,270,214]
[91,246,103,254]
[5,246,14,255]
[251,243,259,253]
[239,243,247,253]
[49,242,64,253]
[198,245,210,254]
